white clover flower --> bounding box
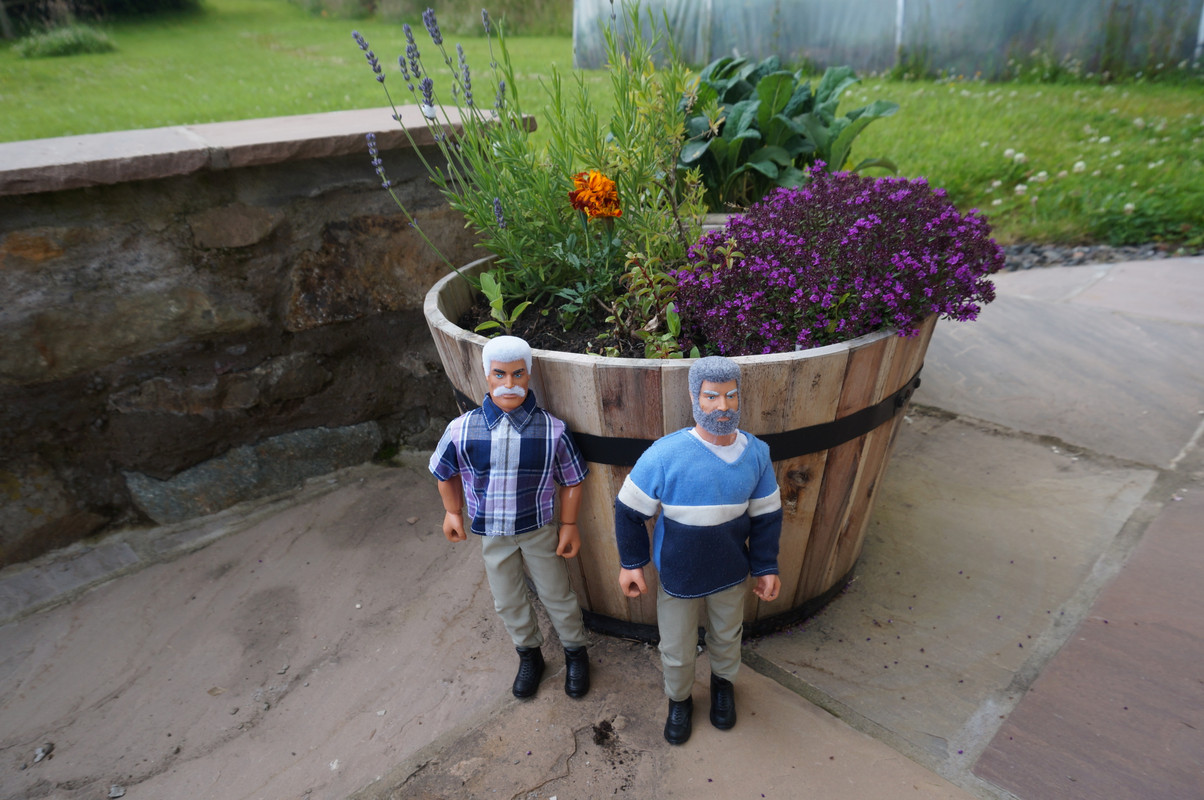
[1034,170,1048,182]
[1112,149,1121,157]
[1004,148,1016,159]
[1116,164,1125,171]
[992,179,1003,188]
[1134,117,1146,129]
[1100,135,1112,144]
[1057,170,1069,179]
[1014,152,1027,164]
[1073,160,1087,173]
[992,198,1003,206]
[1015,183,1028,195]
[1092,170,1102,176]
[1123,202,1136,214]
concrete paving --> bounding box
[1,256,1201,800]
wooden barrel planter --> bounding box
[424,258,936,640]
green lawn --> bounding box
[3,0,1201,247]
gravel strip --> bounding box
[1002,242,1203,271]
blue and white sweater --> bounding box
[614,428,783,599]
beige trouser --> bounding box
[479,522,588,650]
[656,582,746,701]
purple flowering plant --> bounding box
[674,164,1005,356]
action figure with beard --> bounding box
[614,356,782,745]
[430,336,591,700]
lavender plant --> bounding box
[674,164,1005,356]
[351,2,705,343]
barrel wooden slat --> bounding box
[656,361,693,435]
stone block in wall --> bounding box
[108,353,333,416]
[124,422,384,525]
[187,203,284,249]
[0,287,262,385]
[285,205,479,332]
[0,459,107,565]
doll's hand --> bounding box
[619,567,647,598]
[754,574,781,602]
[442,511,467,543]
[556,523,580,558]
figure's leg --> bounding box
[702,582,746,681]
[657,586,702,700]
[657,586,700,744]
[518,523,590,698]
[703,582,746,730]
[480,532,542,649]
[517,524,588,648]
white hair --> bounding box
[481,336,533,377]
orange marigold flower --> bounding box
[568,170,622,218]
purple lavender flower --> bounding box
[403,24,422,80]
[457,44,473,107]
[365,132,391,189]
[481,9,492,34]
[351,32,384,82]
[495,79,506,111]
[423,7,442,45]
[493,197,506,229]
[419,76,436,118]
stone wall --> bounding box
[0,108,481,567]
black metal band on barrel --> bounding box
[451,366,921,467]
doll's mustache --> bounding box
[492,386,527,398]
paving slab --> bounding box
[921,263,1204,469]
[745,411,1157,793]
[973,481,1204,800]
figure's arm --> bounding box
[436,477,468,543]
[556,482,582,558]
[747,458,784,578]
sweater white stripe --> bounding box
[663,501,749,527]
[748,491,782,517]
[617,476,660,517]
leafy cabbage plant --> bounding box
[680,57,899,210]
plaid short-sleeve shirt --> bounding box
[429,392,588,536]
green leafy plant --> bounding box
[474,271,532,334]
[596,253,697,358]
[680,57,899,210]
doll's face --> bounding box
[695,379,740,436]
[487,359,530,412]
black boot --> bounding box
[710,675,736,730]
[664,697,693,745]
[512,646,545,698]
[564,646,590,698]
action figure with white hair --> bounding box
[429,336,591,699]
[615,355,782,744]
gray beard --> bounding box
[694,406,740,437]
